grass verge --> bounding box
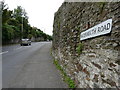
[53,59,75,88]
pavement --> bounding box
[2,42,67,88]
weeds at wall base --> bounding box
[53,59,75,88]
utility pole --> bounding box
[21,16,23,39]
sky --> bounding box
[4,0,65,35]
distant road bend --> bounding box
[2,42,67,88]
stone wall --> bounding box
[52,2,120,88]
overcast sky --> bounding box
[4,0,64,35]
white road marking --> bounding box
[0,51,8,55]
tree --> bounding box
[13,6,29,39]
[2,1,52,44]
[1,1,12,24]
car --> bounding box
[20,39,31,46]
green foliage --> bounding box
[2,1,52,44]
[2,24,16,44]
[47,35,53,41]
[53,60,75,88]
[57,21,60,30]
[64,77,75,88]
[76,42,83,54]
[2,9,12,24]
[28,34,33,39]
[98,2,106,13]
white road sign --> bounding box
[80,19,112,40]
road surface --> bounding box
[2,42,67,88]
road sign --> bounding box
[80,19,112,41]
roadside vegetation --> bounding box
[53,59,75,88]
[76,42,84,54]
[1,1,52,45]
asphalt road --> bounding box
[2,42,67,88]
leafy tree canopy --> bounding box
[2,1,52,44]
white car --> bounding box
[21,39,31,46]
